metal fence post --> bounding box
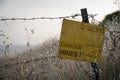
[80,8,99,80]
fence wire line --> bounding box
[0,14,81,21]
[0,13,99,22]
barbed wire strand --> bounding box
[0,14,81,21]
[0,13,101,24]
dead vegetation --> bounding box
[0,39,93,80]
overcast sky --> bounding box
[0,0,118,45]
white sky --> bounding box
[0,0,118,45]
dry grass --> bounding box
[0,39,93,80]
[0,34,120,80]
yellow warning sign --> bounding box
[58,19,105,62]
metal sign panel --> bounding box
[58,19,105,62]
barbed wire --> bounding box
[0,13,100,23]
[0,14,81,21]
